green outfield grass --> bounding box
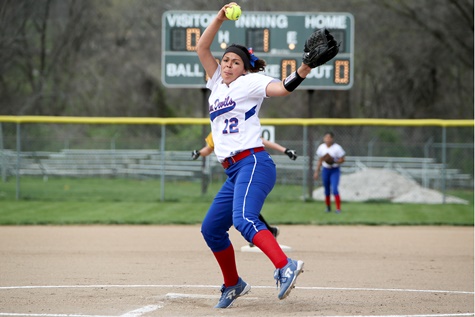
[0,177,473,225]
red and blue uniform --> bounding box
[201,64,279,251]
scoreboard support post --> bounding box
[201,88,209,195]
[306,90,316,201]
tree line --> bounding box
[0,0,473,120]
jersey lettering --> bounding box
[209,96,236,122]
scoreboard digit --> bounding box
[162,11,354,89]
[246,28,270,52]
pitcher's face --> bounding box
[220,52,247,85]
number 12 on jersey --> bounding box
[223,118,239,134]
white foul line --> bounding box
[0,305,162,317]
[119,305,161,317]
[0,284,472,295]
[315,315,473,317]
[0,314,111,317]
[295,286,474,295]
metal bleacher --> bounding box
[0,149,472,188]
[1,149,205,179]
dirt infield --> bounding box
[0,225,473,316]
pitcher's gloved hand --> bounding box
[302,28,340,68]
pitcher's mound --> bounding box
[241,244,292,253]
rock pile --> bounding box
[312,168,468,204]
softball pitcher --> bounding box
[196,2,339,308]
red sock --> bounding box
[213,244,239,287]
[325,195,331,208]
[335,194,341,210]
[252,230,288,269]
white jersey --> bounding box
[316,143,346,168]
[206,65,278,162]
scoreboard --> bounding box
[161,11,354,90]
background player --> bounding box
[313,131,346,213]
[196,1,338,309]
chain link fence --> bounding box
[0,117,473,203]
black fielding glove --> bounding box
[302,28,340,68]
[284,149,297,160]
[191,150,200,160]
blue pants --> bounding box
[201,150,276,252]
[322,166,341,196]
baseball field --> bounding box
[0,225,473,316]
